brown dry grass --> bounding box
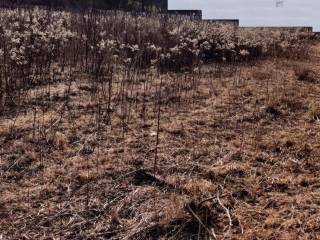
[1,44,320,239]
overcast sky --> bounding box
[169,0,320,31]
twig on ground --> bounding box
[186,204,217,240]
[216,192,233,234]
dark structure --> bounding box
[0,0,203,19]
[0,0,204,19]
[142,0,168,12]
[109,0,168,12]
[203,19,239,27]
[241,26,314,33]
[167,10,202,20]
[0,0,168,12]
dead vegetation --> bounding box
[294,66,320,83]
[1,44,320,239]
[0,8,320,240]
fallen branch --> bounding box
[216,193,233,234]
[186,204,217,240]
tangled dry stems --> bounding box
[0,6,320,240]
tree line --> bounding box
[0,0,167,11]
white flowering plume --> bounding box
[0,7,311,83]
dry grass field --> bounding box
[0,8,320,240]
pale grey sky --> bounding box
[169,0,320,31]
